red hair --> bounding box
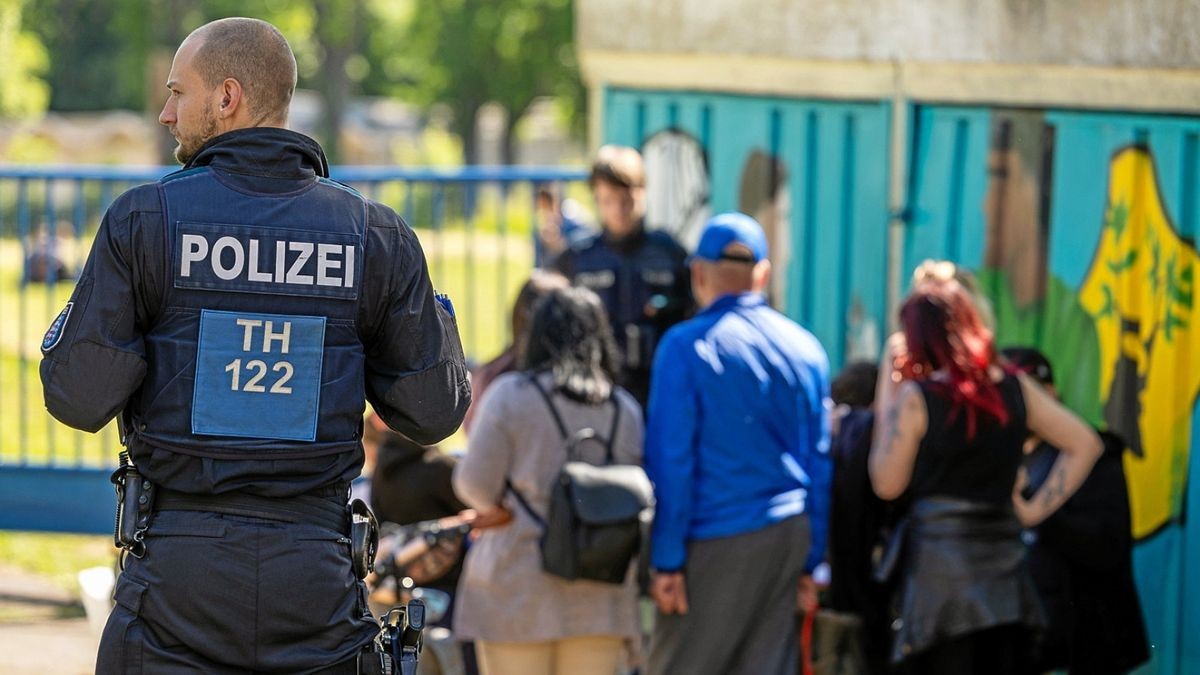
[898,280,1008,439]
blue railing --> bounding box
[0,164,588,533]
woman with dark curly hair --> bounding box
[869,276,1102,674]
[452,286,644,675]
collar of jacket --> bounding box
[600,218,648,254]
[182,127,331,179]
[700,292,766,316]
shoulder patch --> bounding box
[41,302,73,353]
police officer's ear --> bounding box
[751,260,772,294]
[216,77,244,121]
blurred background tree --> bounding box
[0,0,50,119]
[11,0,584,164]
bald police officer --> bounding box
[39,18,470,674]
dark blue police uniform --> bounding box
[40,128,470,674]
[554,224,691,406]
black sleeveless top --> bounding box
[909,373,1027,504]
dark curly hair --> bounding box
[521,286,621,405]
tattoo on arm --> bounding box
[1039,464,1068,509]
[880,386,922,457]
[880,397,902,456]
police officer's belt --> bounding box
[156,488,348,532]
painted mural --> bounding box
[1079,146,1198,540]
[979,123,1197,541]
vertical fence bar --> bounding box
[44,179,58,464]
[0,178,6,461]
[17,178,30,464]
[432,182,446,293]
[498,182,511,347]
[73,179,87,465]
[463,182,476,358]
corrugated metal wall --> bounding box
[605,88,892,369]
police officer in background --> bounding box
[554,145,691,407]
[39,18,470,674]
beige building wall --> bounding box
[577,0,1200,145]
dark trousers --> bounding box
[96,509,378,674]
[648,515,810,675]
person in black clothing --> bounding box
[1002,347,1150,675]
[554,145,692,407]
[367,413,467,527]
[870,277,1101,675]
[827,361,895,674]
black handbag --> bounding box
[508,375,654,584]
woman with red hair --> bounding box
[869,276,1101,674]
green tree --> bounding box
[23,0,149,112]
[0,0,49,119]
[382,0,584,164]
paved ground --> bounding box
[0,566,101,674]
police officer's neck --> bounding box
[601,219,646,250]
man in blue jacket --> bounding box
[644,212,831,675]
[40,18,469,674]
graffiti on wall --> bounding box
[983,130,1197,540]
[1080,146,1198,540]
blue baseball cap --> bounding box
[692,212,768,263]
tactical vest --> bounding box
[129,167,368,460]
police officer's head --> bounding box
[589,145,646,241]
[689,212,772,309]
[159,17,298,164]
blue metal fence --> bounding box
[0,164,587,534]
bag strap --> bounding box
[602,397,620,464]
[527,372,622,464]
[527,373,570,439]
[505,479,546,529]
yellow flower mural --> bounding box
[1080,146,1199,540]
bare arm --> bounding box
[869,380,927,500]
[872,332,906,418]
[1012,372,1103,526]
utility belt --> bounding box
[110,454,378,579]
[109,424,422,673]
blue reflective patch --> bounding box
[192,310,325,441]
[41,302,73,353]
[174,222,360,300]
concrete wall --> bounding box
[577,0,1200,68]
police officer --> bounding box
[39,18,469,674]
[554,145,692,407]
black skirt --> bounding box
[891,497,1045,664]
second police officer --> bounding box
[554,145,692,408]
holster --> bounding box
[110,451,154,559]
[350,499,379,580]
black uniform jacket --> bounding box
[40,128,470,496]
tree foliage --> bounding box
[0,0,50,119]
[382,0,584,164]
[16,0,584,163]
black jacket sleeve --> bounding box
[361,205,470,445]
[40,197,148,432]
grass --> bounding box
[0,532,117,600]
